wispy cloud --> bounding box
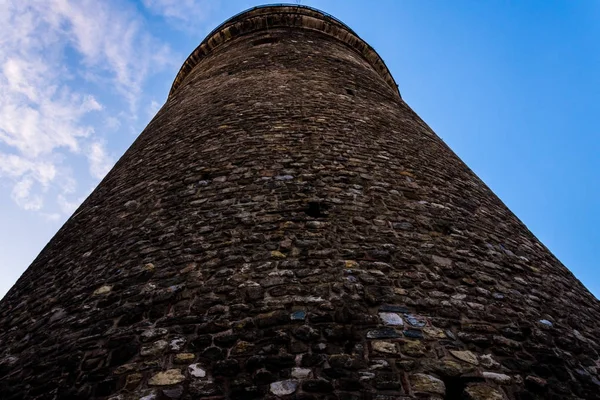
[50,0,174,107]
[11,177,43,211]
[87,141,113,180]
[0,0,175,216]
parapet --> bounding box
[169,4,401,99]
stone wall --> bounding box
[0,5,599,400]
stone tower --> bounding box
[0,5,598,400]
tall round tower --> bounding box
[1,5,598,400]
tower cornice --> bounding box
[168,4,401,99]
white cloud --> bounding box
[49,0,174,108]
[11,177,43,211]
[105,116,122,131]
[142,0,216,29]
[87,141,114,180]
[0,154,56,185]
[57,194,81,215]
[0,0,175,216]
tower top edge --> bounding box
[168,4,401,99]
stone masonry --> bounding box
[0,5,599,400]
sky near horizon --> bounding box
[0,0,598,299]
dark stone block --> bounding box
[93,378,117,397]
[264,354,296,370]
[379,305,410,313]
[367,328,401,339]
[293,325,320,341]
[403,329,424,339]
[109,343,139,366]
[308,311,333,323]
[375,372,401,390]
[214,333,239,346]
[255,311,289,328]
[303,379,334,393]
[202,346,225,361]
[301,353,327,367]
[254,369,276,385]
[246,356,266,371]
[339,378,363,391]
[323,367,349,378]
[191,334,212,350]
[214,359,241,377]
[290,340,309,353]
[162,386,184,399]
[189,380,222,397]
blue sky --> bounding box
[0,0,598,299]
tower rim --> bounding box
[168,3,401,99]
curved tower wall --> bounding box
[1,5,599,400]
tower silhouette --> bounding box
[1,5,598,400]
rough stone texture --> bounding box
[410,373,446,395]
[148,369,185,386]
[465,384,505,400]
[0,4,599,400]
